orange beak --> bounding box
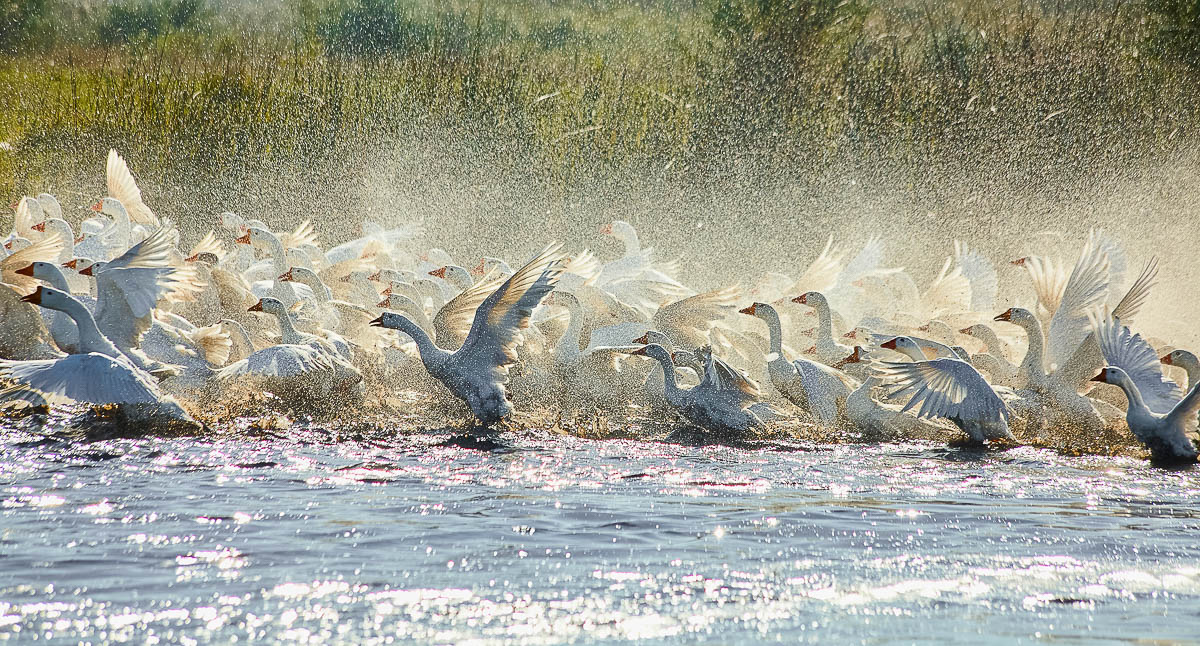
[369,315,385,327]
[376,297,389,307]
[278,268,294,282]
[804,345,817,354]
[1091,371,1108,383]
[429,267,447,279]
[79,264,94,276]
[248,301,264,312]
[881,338,899,350]
[738,304,756,315]
[599,223,613,235]
[2,241,11,250]
[959,326,973,335]
[63,259,78,270]
[235,232,251,244]
[630,345,649,356]
[633,333,650,345]
[19,287,43,304]
[917,324,930,332]
[842,331,856,339]
[381,285,393,296]
[801,327,815,336]
[367,270,381,281]
[89,201,102,212]
[471,259,486,277]
[791,293,808,305]
[1161,353,1174,366]
[15,264,35,277]
[74,235,85,244]
[31,221,46,232]
[184,253,200,262]
[994,308,1014,322]
[1010,257,1027,266]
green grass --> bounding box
[1,0,1198,220]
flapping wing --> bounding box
[922,256,972,318]
[789,235,845,295]
[0,353,163,405]
[281,220,319,250]
[433,268,505,347]
[461,243,566,373]
[107,225,175,270]
[1096,315,1182,414]
[835,235,886,293]
[877,358,1008,424]
[106,149,159,227]
[1110,258,1157,322]
[1,234,64,291]
[954,240,997,313]
[188,230,227,259]
[1046,235,1110,373]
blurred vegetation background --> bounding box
[0,0,1198,234]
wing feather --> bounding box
[106,149,160,227]
[1095,315,1182,414]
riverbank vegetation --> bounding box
[2,0,1198,219]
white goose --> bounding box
[371,243,566,425]
[875,338,1014,444]
[740,301,856,428]
[790,291,851,365]
[630,343,776,437]
[0,286,197,428]
[1161,350,1200,391]
[1093,317,1200,464]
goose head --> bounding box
[599,220,639,249]
[1161,349,1199,368]
[993,307,1036,326]
[881,336,925,359]
[632,330,669,347]
[1090,366,1123,384]
[236,226,275,248]
[369,311,413,329]
[630,343,672,363]
[19,285,77,312]
[791,291,826,308]
[248,297,288,317]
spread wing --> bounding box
[1096,315,1182,414]
[1,234,64,292]
[788,235,845,295]
[432,268,505,348]
[1046,234,1110,373]
[107,225,174,270]
[460,243,566,376]
[0,353,163,405]
[106,149,160,227]
[922,256,972,319]
[1021,255,1069,318]
[1110,258,1157,322]
[954,240,997,313]
[876,358,1008,424]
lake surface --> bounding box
[2,423,1199,645]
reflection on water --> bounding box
[1,426,1199,644]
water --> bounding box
[3,425,1199,645]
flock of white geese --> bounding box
[1,151,1198,465]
